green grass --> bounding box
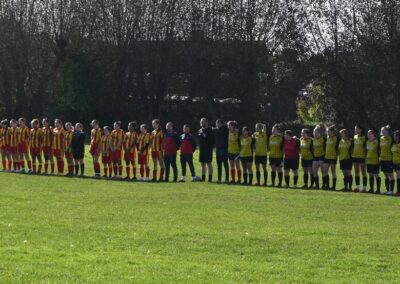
[0,151,399,283]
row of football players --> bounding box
[0,117,399,195]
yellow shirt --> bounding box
[64,130,73,152]
[228,131,240,154]
[391,143,400,165]
[325,136,338,160]
[19,126,30,147]
[380,136,393,161]
[300,137,313,160]
[366,140,379,165]
[240,136,253,158]
[338,139,352,161]
[312,137,325,158]
[268,134,283,158]
[352,135,366,158]
[253,131,268,156]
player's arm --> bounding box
[97,130,102,152]
[350,139,354,158]
[377,140,381,157]
[109,136,114,152]
[336,136,340,150]
[175,133,181,150]
[191,135,197,153]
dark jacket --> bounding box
[163,131,181,155]
[198,127,215,151]
[71,131,85,153]
[213,125,228,150]
[180,133,197,155]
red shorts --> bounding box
[9,146,18,154]
[52,149,63,159]
[30,147,41,157]
[1,145,10,153]
[43,146,52,156]
[151,151,164,160]
[90,143,100,156]
[18,142,28,153]
[138,153,149,165]
[124,151,136,162]
[111,150,122,162]
[65,151,73,159]
[102,155,111,164]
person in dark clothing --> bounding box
[180,125,201,182]
[163,122,180,182]
[198,117,215,182]
[213,119,229,183]
[71,123,86,176]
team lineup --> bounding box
[0,117,399,196]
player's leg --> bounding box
[330,163,337,190]
[247,161,253,185]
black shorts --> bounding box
[352,157,365,164]
[340,159,353,170]
[394,164,400,171]
[367,164,380,174]
[269,157,283,167]
[199,149,213,163]
[380,161,393,173]
[72,151,84,160]
[324,158,337,165]
[228,153,240,161]
[313,156,325,162]
[284,158,299,170]
[254,155,267,165]
[301,159,313,168]
[241,156,253,164]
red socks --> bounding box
[132,166,137,178]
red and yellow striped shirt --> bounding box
[151,130,164,152]
[111,129,125,150]
[138,133,151,155]
[19,126,30,142]
[64,130,73,152]
[0,128,4,147]
[52,128,64,150]
[42,127,53,148]
[101,134,112,157]
[30,128,43,149]
[124,131,138,154]
[9,127,20,147]
[2,128,11,146]
[91,128,102,145]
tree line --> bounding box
[0,0,399,130]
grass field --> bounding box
[1,151,400,283]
